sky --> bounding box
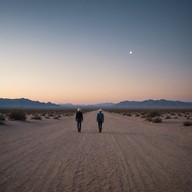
[0,0,192,104]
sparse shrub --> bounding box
[32,115,42,120]
[146,111,161,118]
[141,112,146,116]
[9,110,26,121]
[165,115,171,119]
[53,116,59,120]
[145,111,161,122]
[152,117,162,123]
[0,114,5,121]
[183,122,192,126]
[135,113,140,117]
[0,114,5,125]
[145,117,153,122]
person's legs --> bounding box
[77,121,79,128]
[98,122,100,129]
[79,121,81,132]
[98,121,102,132]
[77,121,81,132]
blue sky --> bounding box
[0,0,192,104]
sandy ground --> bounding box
[0,111,192,192]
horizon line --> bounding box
[1,97,192,105]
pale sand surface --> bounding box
[0,111,192,192]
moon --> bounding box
[129,51,133,55]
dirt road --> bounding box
[0,111,191,192]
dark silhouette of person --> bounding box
[97,109,104,133]
[76,108,83,132]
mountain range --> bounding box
[115,99,192,108]
[0,98,192,108]
[60,100,192,109]
[0,98,59,108]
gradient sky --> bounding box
[1,0,192,104]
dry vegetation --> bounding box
[0,108,92,125]
[0,114,5,125]
[106,108,192,126]
[1,108,192,127]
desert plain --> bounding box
[0,109,192,192]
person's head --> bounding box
[77,108,81,111]
[99,109,102,112]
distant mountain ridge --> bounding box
[0,98,59,108]
[60,99,192,109]
[115,99,192,108]
[0,98,192,108]
[60,102,115,109]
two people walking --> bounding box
[75,109,104,133]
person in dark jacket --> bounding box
[76,108,83,132]
[97,109,104,133]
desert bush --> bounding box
[32,115,42,120]
[146,111,161,118]
[165,115,171,119]
[183,121,192,126]
[65,113,73,116]
[9,110,26,121]
[145,117,153,122]
[141,112,146,116]
[152,117,162,123]
[0,114,5,121]
[0,114,5,125]
[0,120,4,125]
[135,113,140,117]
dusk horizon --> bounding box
[1,0,192,104]
[1,97,192,106]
